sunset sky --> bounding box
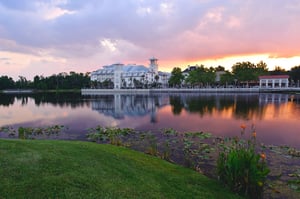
[1,0,300,80]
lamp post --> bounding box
[234,79,237,88]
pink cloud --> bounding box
[1,0,300,79]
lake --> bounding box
[1,92,300,148]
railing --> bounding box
[81,87,300,95]
[2,89,33,93]
[81,88,260,94]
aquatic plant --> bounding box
[288,169,300,192]
[288,147,300,157]
[0,126,16,137]
[217,124,270,198]
[161,128,179,160]
[182,136,195,168]
[0,125,65,139]
[145,133,159,156]
[86,126,134,146]
[182,131,213,168]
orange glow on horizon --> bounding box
[157,53,300,72]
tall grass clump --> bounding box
[217,124,270,198]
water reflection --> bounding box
[91,94,169,122]
[169,94,263,120]
[1,92,300,147]
[167,93,299,121]
[0,94,15,106]
[0,93,90,108]
[89,93,292,120]
[2,93,298,120]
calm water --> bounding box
[1,92,300,148]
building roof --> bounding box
[158,71,170,75]
[182,66,197,73]
[123,65,148,72]
[259,75,289,79]
[93,64,149,74]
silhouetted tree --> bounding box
[0,76,15,89]
[168,67,184,87]
[289,66,300,86]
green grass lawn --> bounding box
[0,139,242,199]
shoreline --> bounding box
[2,89,34,94]
[1,89,81,94]
[81,87,300,95]
[2,88,300,95]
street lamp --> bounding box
[234,79,237,88]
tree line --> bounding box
[0,72,90,90]
[1,61,300,90]
[168,61,300,88]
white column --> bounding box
[272,79,275,88]
[259,79,262,88]
[279,79,282,88]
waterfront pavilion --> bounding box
[259,75,289,88]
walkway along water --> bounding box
[81,87,300,95]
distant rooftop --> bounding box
[259,75,289,79]
[182,66,197,73]
[95,64,149,73]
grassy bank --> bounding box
[0,139,242,199]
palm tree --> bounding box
[154,75,159,88]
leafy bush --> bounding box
[217,125,270,198]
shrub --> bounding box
[217,125,270,198]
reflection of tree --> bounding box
[233,95,263,120]
[294,95,300,105]
[0,94,15,106]
[185,96,216,116]
[34,92,88,108]
[169,94,267,120]
[0,93,90,108]
[169,96,184,115]
[217,95,235,111]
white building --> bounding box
[259,75,289,88]
[91,58,170,89]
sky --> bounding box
[1,0,300,80]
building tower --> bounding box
[114,63,122,89]
[149,57,158,74]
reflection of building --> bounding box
[91,95,169,122]
[91,58,170,89]
[259,75,289,88]
[259,93,289,104]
